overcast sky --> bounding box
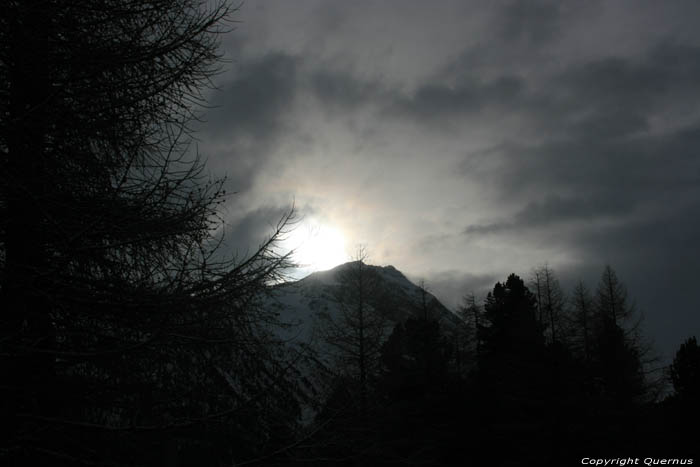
[198,0,700,360]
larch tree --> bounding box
[310,249,393,464]
[1,1,300,464]
[530,264,566,346]
[569,280,595,363]
[596,265,635,327]
[455,292,482,373]
[317,249,390,416]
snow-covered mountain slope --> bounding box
[264,261,461,420]
[266,261,458,349]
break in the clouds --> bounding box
[199,0,700,359]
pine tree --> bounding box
[382,317,451,396]
[481,274,543,356]
[478,274,546,414]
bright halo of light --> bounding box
[286,221,348,272]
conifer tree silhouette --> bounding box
[1,1,300,464]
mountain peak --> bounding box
[297,261,411,288]
[270,261,457,342]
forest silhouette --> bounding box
[289,266,698,466]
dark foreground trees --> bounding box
[670,336,700,404]
[288,263,698,465]
[663,336,700,451]
[1,1,300,464]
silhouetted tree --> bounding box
[478,274,546,414]
[596,265,636,326]
[316,250,390,417]
[481,275,542,352]
[531,264,566,345]
[465,275,554,464]
[1,1,301,464]
[658,335,700,454]
[569,280,595,363]
[591,266,649,404]
[308,251,396,465]
[454,292,482,374]
[414,279,436,321]
[374,316,456,464]
[670,336,700,404]
[382,318,451,396]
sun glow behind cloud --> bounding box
[284,220,348,275]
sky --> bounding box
[196,0,700,360]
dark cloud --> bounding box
[513,131,694,195]
[538,44,700,139]
[454,39,700,246]
[464,193,633,236]
[500,0,563,45]
[309,68,382,111]
[205,52,299,139]
[387,75,526,124]
[199,52,300,191]
[383,41,700,140]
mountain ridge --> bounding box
[268,261,459,347]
